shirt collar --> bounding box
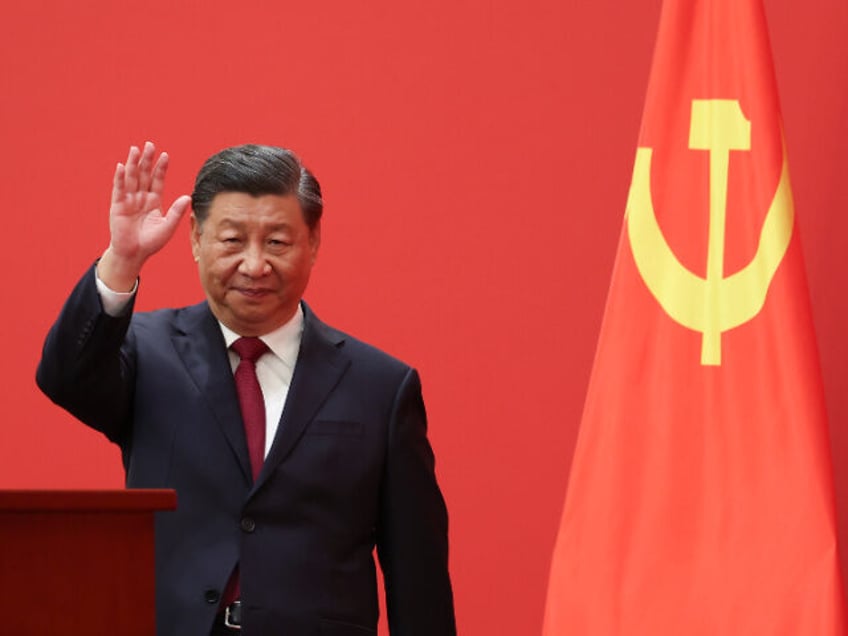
[218,303,305,369]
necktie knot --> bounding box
[232,337,269,364]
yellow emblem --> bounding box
[626,99,794,366]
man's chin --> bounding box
[230,308,297,335]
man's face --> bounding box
[190,192,320,336]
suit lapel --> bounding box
[255,303,350,490]
[172,302,253,486]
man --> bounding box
[36,142,456,636]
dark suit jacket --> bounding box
[36,264,456,636]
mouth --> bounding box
[234,287,273,299]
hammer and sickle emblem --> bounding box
[626,99,794,366]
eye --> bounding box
[268,238,292,248]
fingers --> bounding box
[138,141,155,191]
[124,145,141,193]
[124,141,168,194]
[112,162,126,204]
[112,141,168,202]
[150,151,169,197]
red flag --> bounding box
[543,1,847,633]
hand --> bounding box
[98,142,192,291]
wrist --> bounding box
[97,246,143,292]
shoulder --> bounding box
[129,300,213,336]
[303,302,414,377]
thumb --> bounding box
[165,195,192,225]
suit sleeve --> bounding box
[376,367,457,636]
[35,263,137,446]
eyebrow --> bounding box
[217,219,294,232]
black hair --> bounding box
[191,144,323,229]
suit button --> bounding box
[204,589,220,604]
[241,517,256,533]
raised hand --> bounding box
[98,142,192,291]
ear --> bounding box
[309,221,321,264]
[190,214,201,262]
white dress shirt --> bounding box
[218,309,303,457]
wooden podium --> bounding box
[0,489,176,635]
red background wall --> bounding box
[1,1,847,634]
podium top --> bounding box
[0,489,177,512]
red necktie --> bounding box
[223,337,269,610]
[231,337,269,480]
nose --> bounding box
[238,244,271,277]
